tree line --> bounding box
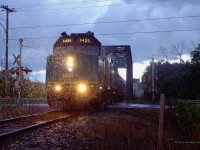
[142,43,200,100]
[0,74,46,98]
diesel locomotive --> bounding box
[46,31,124,109]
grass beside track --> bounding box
[0,105,51,120]
[85,109,199,149]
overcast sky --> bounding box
[0,0,200,82]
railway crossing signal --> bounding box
[11,38,32,76]
[10,67,32,75]
[13,53,20,66]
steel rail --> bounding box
[0,113,79,144]
[0,109,62,124]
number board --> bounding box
[62,73,74,78]
[62,37,93,45]
[78,38,92,43]
[63,38,73,43]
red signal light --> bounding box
[147,77,151,81]
[155,76,159,81]
[22,68,32,74]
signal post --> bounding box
[0,5,15,97]
[18,38,23,103]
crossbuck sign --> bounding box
[13,53,20,66]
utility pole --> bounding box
[0,5,15,97]
[18,38,23,104]
[151,58,155,101]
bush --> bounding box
[165,103,200,132]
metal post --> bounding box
[126,46,133,101]
[5,8,9,97]
[18,38,23,104]
[157,94,165,150]
[151,58,155,101]
[0,5,15,97]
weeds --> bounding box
[165,103,200,149]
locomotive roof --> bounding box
[53,31,101,50]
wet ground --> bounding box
[2,109,159,150]
[108,102,166,109]
[1,104,199,149]
[0,102,166,120]
[0,102,167,120]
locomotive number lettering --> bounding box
[63,38,72,43]
[78,38,91,43]
[62,73,74,78]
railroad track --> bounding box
[0,110,62,124]
[0,110,79,144]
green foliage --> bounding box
[183,44,200,99]
[0,76,5,97]
[191,44,200,65]
[165,103,200,132]
[142,43,200,100]
[0,75,46,98]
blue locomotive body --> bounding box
[46,32,124,109]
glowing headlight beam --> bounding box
[67,57,73,62]
[77,83,87,93]
[66,56,74,71]
[55,85,61,91]
[67,57,74,66]
[68,67,73,72]
[67,61,74,67]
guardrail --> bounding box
[176,99,200,104]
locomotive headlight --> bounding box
[55,85,61,91]
[77,83,87,93]
[67,61,73,67]
[66,56,74,72]
[66,57,74,67]
[68,67,73,72]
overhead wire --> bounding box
[97,28,200,35]
[11,0,116,8]
[1,1,199,42]
[10,14,200,29]
[14,0,169,12]
[6,28,200,41]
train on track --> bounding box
[46,31,125,110]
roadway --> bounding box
[1,103,168,109]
